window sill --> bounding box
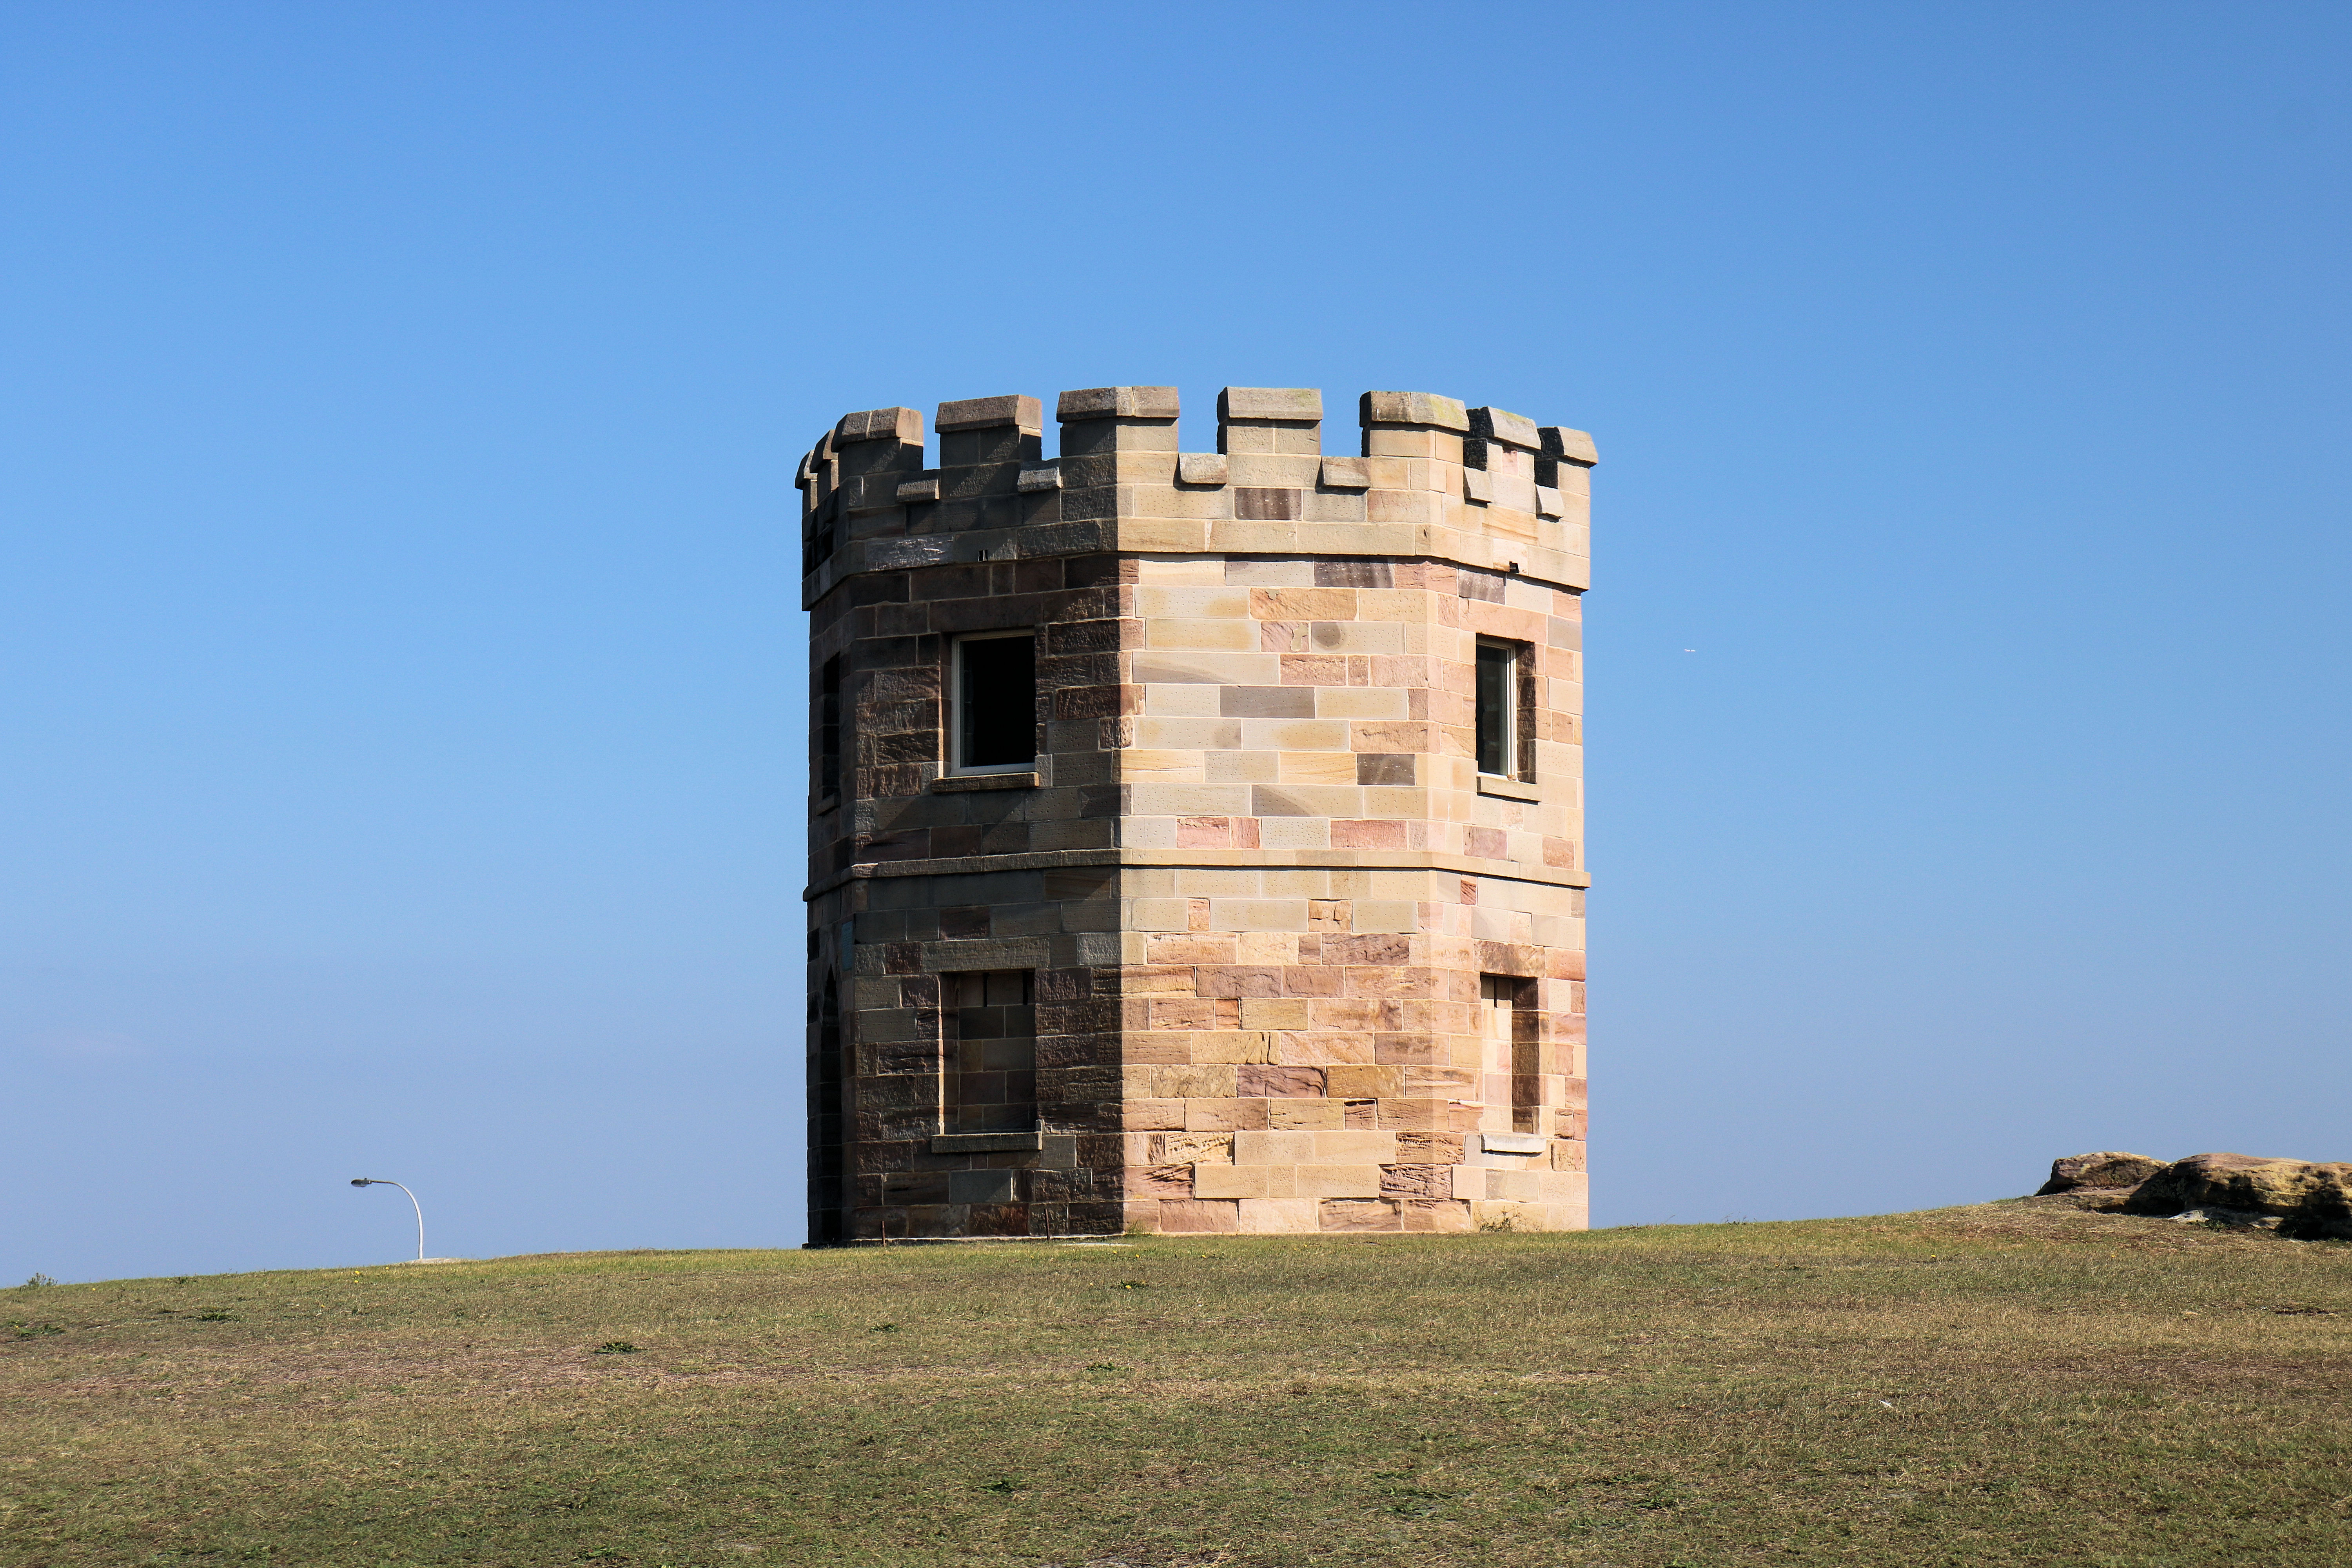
[930,1132,1044,1153]
[1479,1132,1548,1156]
[1476,774,1540,802]
[931,771,1039,793]
[811,794,840,817]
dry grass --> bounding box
[4,1201,2348,1566]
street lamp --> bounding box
[350,1178,426,1262]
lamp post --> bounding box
[350,1178,425,1262]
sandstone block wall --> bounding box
[802,385,1590,1243]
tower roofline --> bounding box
[797,385,1595,610]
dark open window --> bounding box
[805,500,837,577]
[1484,974,1543,1134]
[1475,640,1519,777]
[945,969,1036,1133]
[954,631,1035,772]
[818,655,842,800]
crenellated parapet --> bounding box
[797,386,1595,609]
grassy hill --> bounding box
[4,1201,2347,1567]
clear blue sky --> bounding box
[5,2,2347,1282]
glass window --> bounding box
[1475,640,1517,777]
[954,632,1036,773]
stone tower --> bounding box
[800,385,1590,1243]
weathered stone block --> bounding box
[1237,1063,1327,1098]
[1468,406,1541,450]
[1361,391,1470,432]
[1220,387,1324,422]
[1237,1198,1320,1232]
[1234,486,1302,521]
[1058,386,1181,420]
[1298,1166,1383,1203]
[837,407,925,445]
[937,394,1043,434]
[1191,1163,1268,1199]
[1539,426,1599,466]
[1158,1198,1241,1233]
[1319,1198,1404,1231]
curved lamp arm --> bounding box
[350,1178,425,1261]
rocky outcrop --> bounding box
[2036,1152,2167,1195]
[2122,1153,2352,1241]
[2165,1206,2281,1231]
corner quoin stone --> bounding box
[799,382,1593,1242]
